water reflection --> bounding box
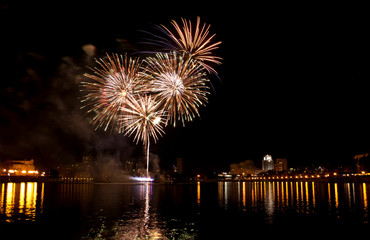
[1,181,369,238]
[197,181,201,206]
[109,183,165,239]
[217,181,370,224]
[86,183,198,240]
[0,182,43,222]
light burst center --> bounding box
[160,72,184,95]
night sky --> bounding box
[1,2,369,173]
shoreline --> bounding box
[1,175,370,183]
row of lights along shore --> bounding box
[218,171,369,181]
[2,168,45,176]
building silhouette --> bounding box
[230,160,261,176]
[173,158,183,174]
[58,155,93,178]
[354,153,369,172]
[176,158,183,174]
[275,158,288,172]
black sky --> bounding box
[1,2,369,172]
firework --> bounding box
[142,52,210,126]
[120,94,165,146]
[80,53,143,132]
[144,16,222,74]
[80,18,222,180]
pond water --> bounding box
[0,181,369,239]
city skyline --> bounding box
[1,3,369,173]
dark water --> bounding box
[0,181,369,239]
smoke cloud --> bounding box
[0,43,142,173]
[93,134,137,182]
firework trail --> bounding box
[142,52,210,127]
[143,16,222,74]
[120,94,166,177]
[80,53,143,132]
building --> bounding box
[230,160,261,176]
[217,172,233,180]
[262,155,274,171]
[58,155,93,179]
[354,153,369,172]
[173,158,183,174]
[176,158,183,174]
[275,158,288,172]
[1,159,38,176]
[124,160,134,174]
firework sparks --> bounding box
[80,53,143,132]
[120,95,165,146]
[144,16,222,74]
[142,52,210,126]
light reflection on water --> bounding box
[109,183,167,240]
[217,181,369,224]
[0,182,43,222]
[82,183,198,240]
[0,181,369,239]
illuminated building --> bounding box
[0,159,39,176]
[262,155,274,171]
[217,172,233,180]
[275,158,288,172]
